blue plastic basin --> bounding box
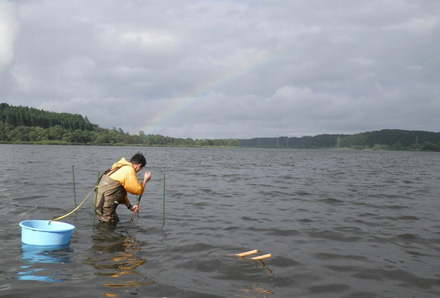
[19,220,75,246]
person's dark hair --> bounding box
[130,152,146,167]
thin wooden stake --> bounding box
[72,165,77,214]
[235,249,259,257]
[92,171,100,229]
[162,173,166,226]
[251,254,272,260]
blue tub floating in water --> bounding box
[19,220,75,246]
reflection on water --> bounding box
[86,223,154,296]
[233,256,275,297]
[18,244,72,282]
[240,283,274,297]
[255,260,273,276]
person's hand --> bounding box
[131,204,139,213]
[144,171,151,182]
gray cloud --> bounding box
[1,0,439,138]
[0,1,17,82]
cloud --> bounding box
[118,30,178,51]
[0,1,17,73]
[1,0,439,138]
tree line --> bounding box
[0,103,239,146]
[238,129,440,151]
[0,103,93,131]
[1,103,439,150]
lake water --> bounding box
[0,144,439,298]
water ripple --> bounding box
[1,146,440,297]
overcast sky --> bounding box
[1,0,439,139]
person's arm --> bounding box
[125,171,151,212]
[123,168,145,195]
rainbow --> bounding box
[142,47,292,135]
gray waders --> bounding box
[95,174,127,223]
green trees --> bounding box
[0,103,95,144]
[239,130,440,151]
[0,103,93,131]
[2,103,438,150]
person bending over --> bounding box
[95,152,151,223]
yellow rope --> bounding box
[49,186,97,223]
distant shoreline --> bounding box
[1,103,439,151]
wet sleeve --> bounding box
[122,168,144,195]
[123,194,129,205]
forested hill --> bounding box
[1,103,439,150]
[0,103,94,131]
[239,129,440,151]
[0,103,238,146]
